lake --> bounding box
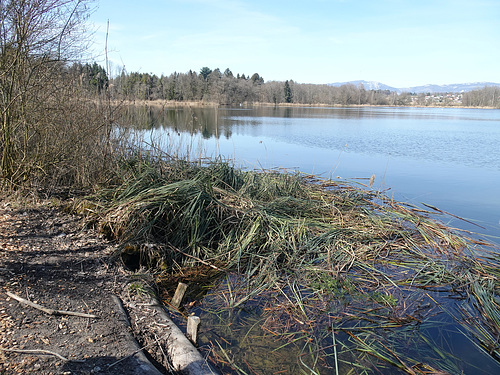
[133,105,500,242]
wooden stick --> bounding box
[6,291,98,319]
[168,245,224,271]
[0,348,69,361]
[186,316,200,345]
[171,282,188,309]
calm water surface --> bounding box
[138,105,500,241]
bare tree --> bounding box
[0,0,102,187]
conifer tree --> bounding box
[284,80,293,103]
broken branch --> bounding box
[0,348,69,362]
[6,291,98,319]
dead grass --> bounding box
[73,157,500,374]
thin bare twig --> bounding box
[6,291,98,319]
[107,332,169,368]
[0,348,69,362]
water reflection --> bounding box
[123,106,500,168]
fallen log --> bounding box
[113,294,219,374]
[149,296,219,375]
[112,295,165,375]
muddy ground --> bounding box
[0,199,184,375]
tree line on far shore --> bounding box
[93,65,500,108]
[106,67,403,106]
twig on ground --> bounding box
[0,347,69,362]
[6,291,99,319]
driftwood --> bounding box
[171,282,188,309]
[186,316,201,345]
[6,291,98,319]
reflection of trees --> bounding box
[122,105,443,143]
[121,106,159,129]
[201,126,211,139]
[121,106,222,138]
[283,108,293,118]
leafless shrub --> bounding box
[0,0,118,191]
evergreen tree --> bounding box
[250,73,264,84]
[87,63,109,94]
[200,67,212,80]
[284,80,293,103]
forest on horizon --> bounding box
[79,63,500,108]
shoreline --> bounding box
[116,99,498,110]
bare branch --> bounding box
[6,291,99,319]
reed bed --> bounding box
[77,158,500,374]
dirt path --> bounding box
[0,200,169,374]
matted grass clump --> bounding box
[76,158,500,374]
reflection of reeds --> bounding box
[78,158,499,374]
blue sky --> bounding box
[89,0,500,88]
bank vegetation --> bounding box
[75,157,500,374]
[0,0,121,190]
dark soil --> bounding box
[0,199,175,375]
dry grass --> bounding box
[75,158,500,374]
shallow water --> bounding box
[172,272,500,375]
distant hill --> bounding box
[328,80,397,92]
[401,82,500,94]
[328,80,500,93]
